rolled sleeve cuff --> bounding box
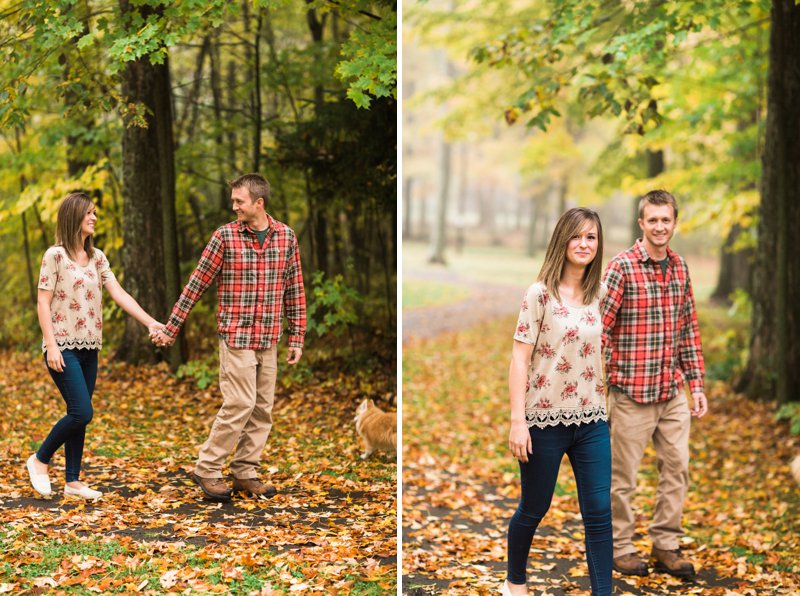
[288,333,305,349]
[688,378,704,394]
[164,316,183,339]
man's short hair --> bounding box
[230,173,271,207]
[638,189,678,220]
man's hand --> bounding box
[690,391,708,418]
[151,329,175,347]
[287,347,302,365]
[148,321,164,338]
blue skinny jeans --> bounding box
[506,420,612,595]
[37,348,98,482]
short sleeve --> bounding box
[598,281,608,302]
[513,283,546,345]
[94,249,117,286]
[38,248,59,291]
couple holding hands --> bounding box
[26,173,306,503]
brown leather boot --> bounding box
[612,552,649,576]
[191,473,232,502]
[232,476,277,498]
[651,547,696,578]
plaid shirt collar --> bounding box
[632,239,677,266]
[236,214,275,238]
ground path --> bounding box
[0,350,397,593]
[402,266,799,595]
[402,267,526,342]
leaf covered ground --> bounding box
[0,350,396,594]
[402,315,800,595]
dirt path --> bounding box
[401,281,797,595]
[403,268,527,342]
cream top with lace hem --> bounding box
[513,282,608,429]
[38,246,116,353]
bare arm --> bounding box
[508,339,534,462]
[104,279,162,335]
[37,289,65,372]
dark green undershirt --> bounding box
[657,257,668,278]
[253,228,268,248]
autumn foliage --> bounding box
[402,316,800,595]
[0,350,396,594]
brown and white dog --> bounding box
[355,399,396,459]
[791,455,800,486]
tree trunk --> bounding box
[22,210,35,305]
[632,149,665,242]
[558,174,568,215]
[306,3,329,274]
[739,0,800,403]
[428,137,451,264]
[402,176,413,240]
[710,224,753,303]
[527,190,548,257]
[208,31,230,213]
[152,53,186,369]
[117,0,168,364]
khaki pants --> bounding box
[194,340,278,479]
[609,388,690,557]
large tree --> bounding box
[739,0,800,403]
[423,0,793,400]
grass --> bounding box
[404,241,542,288]
[402,279,471,310]
[404,239,721,302]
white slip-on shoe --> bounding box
[26,454,51,497]
[500,580,512,596]
[64,484,102,500]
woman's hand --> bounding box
[45,343,65,373]
[509,421,532,463]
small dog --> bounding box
[355,399,396,459]
[791,455,800,485]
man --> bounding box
[600,190,707,578]
[154,173,306,502]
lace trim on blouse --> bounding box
[526,403,608,429]
[44,337,102,353]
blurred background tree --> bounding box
[404,0,799,404]
[0,0,397,377]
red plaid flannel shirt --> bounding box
[600,240,704,404]
[164,216,306,350]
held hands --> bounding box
[509,421,532,463]
[148,322,174,348]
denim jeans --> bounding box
[507,420,612,595]
[37,348,98,482]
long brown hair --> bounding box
[537,207,603,305]
[55,192,95,261]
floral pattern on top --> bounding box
[38,246,116,352]
[513,281,608,428]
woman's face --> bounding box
[81,204,97,238]
[565,221,598,268]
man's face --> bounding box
[231,187,262,224]
[638,203,676,251]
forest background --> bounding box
[0,1,398,593]
[403,0,800,593]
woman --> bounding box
[26,192,163,500]
[502,208,612,595]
